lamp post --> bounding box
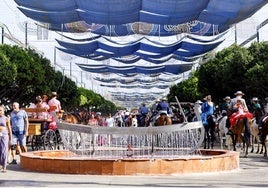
[1,26,4,44]
[25,21,28,48]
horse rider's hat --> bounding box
[234,91,244,96]
[162,97,167,101]
[252,97,258,101]
[95,112,101,117]
[224,96,231,100]
[195,100,202,104]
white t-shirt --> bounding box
[106,117,114,127]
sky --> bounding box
[1,1,268,107]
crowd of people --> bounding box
[0,91,62,172]
[1,89,268,172]
[198,91,268,136]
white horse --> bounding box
[250,118,262,154]
[217,115,232,150]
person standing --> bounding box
[40,94,50,110]
[195,100,203,114]
[10,102,29,164]
[106,113,114,128]
[0,105,12,172]
[88,113,98,126]
[48,92,62,122]
[48,92,61,113]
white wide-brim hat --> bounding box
[224,96,231,100]
[234,91,244,96]
[195,100,202,104]
[252,97,258,101]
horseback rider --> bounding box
[251,97,261,110]
[258,97,268,133]
[138,103,149,126]
[139,103,149,117]
[226,91,253,135]
[155,97,172,126]
[200,95,215,126]
[151,99,160,115]
[251,97,263,121]
[221,96,231,114]
[156,97,171,116]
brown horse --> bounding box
[230,117,252,157]
[61,112,79,124]
[75,109,90,124]
[260,116,268,157]
[155,114,172,126]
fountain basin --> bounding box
[20,149,239,175]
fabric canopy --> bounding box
[56,32,225,64]
[14,0,268,107]
[15,0,268,36]
[94,74,182,84]
[77,63,193,75]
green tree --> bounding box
[197,45,254,103]
[168,72,201,102]
[0,52,17,87]
[169,42,268,104]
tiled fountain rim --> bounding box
[20,149,240,175]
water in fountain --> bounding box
[57,120,204,160]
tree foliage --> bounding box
[168,72,201,102]
[169,42,268,104]
[0,44,118,113]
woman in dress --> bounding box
[0,105,12,172]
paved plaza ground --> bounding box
[1,145,268,188]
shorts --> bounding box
[12,134,26,146]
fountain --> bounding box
[20,120,239,175]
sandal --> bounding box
[1,168,6,173]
